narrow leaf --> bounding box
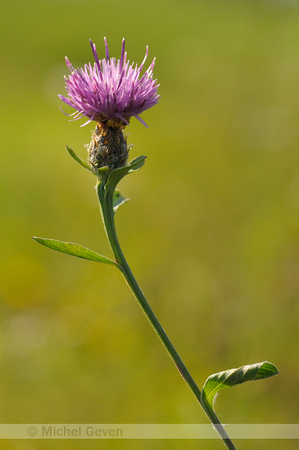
[105,155,146,195]
[113,190,129,213]
[66,145,91,171]
[128,155,147,172]
[202,361,279,409]
[33,237,118,266]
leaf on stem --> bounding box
[105,155,146,195]
[113,190,129,213]
[127,155,147,172]
[66,145,91,172]
[201,361,279,410]
[33,237,118,267]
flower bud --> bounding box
[88,122,128,175]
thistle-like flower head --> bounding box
[59,38,159,128]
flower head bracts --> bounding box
[59,38,159,128]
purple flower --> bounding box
[59,38,159,128]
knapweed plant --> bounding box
[34,38,278,449]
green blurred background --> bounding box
[1,0,299,449]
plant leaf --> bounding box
[105,155,146,195]
[202,361,279,409]
[33,237,118,266]
[113,190,129,213]
[127,155,147,172]
[66,145,91,171]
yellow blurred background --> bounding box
[0,0,298,449]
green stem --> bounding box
[97,181,236,450]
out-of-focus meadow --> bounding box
[1,0,299,449]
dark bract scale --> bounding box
[88,123,129,174]
[59,37,160,128]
